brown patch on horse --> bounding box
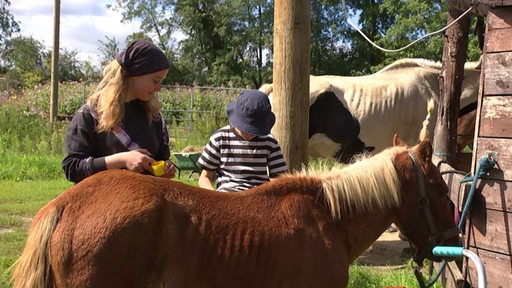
[457,109,476,150]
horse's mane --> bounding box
[287,146,406,219]
[377,58,442,73]
[378,58,481,74]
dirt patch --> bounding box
[356,230,413,269]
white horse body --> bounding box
[261,58,481,156]
[317,59,480,152]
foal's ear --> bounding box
[393,134,407,147]
[416,139,433,163]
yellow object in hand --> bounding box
[151,160,165,176]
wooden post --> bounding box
[433,7,471,167]
[272,0,311,170]
[50,0,60,122]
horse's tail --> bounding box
[11,203,62,288]
[419,98,435,142]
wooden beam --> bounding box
[272,0,311,170]
[50,0,60,122]
[434,7,471,167]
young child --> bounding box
[197,89,288,192]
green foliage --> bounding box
[97,35,121,67]
[0,0,20,43]
[174,0,274,87]
[52,48,87,82]
[108,0,178,61]
[1,36,99,88]
[1,36,46,87]
[159,86,241,151]
[348,263,443,288]
[3,1,484,89]
[0,82,93,181]
[377,0,448,61]
[310,0,351,76]
[0,82,241,180]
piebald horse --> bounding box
[12,135,458,288]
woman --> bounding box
[62,40,176,183]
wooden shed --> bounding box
[441,2,512,287]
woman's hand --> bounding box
[160,160,176,179]
[105,149,153,173]
[123,149,154,173]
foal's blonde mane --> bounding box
[293,146,406,219]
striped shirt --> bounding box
[197,125,288,192]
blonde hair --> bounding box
[419,98,435,142]
[286,146,404,219]
[87,60,162,132]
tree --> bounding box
[310,0,351,76]
[105,0,481,87]
[81,59,101,81]
[0,0,19,73]
[377,0,448,62]
[108,0,178,58]
[0,0,19,42]
[109,0,183,84]
[98,35,121,66]
[2,36,86,86]
[1,36,46,87]
[175,0,275,87]
[125,31,153,46]
[55,48,86,82]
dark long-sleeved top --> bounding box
[62,100,170,183]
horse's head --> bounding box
[391,134,460,265]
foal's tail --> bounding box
[11,203,62,288]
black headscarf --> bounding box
[115,40,170,77]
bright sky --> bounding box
[10,0,142,65]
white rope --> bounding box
[341,0,475,53]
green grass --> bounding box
[0,178,72,287]
[349,263,442,288]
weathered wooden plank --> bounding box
[472,179,512,212]
[466,208,512,254]
[462,247,512,288]
[474,138,512,181]
[489,0,512,7]
[483,53,512,95]
[485,28,512,52]
[479,96,512,137]
[487,6,512,30]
